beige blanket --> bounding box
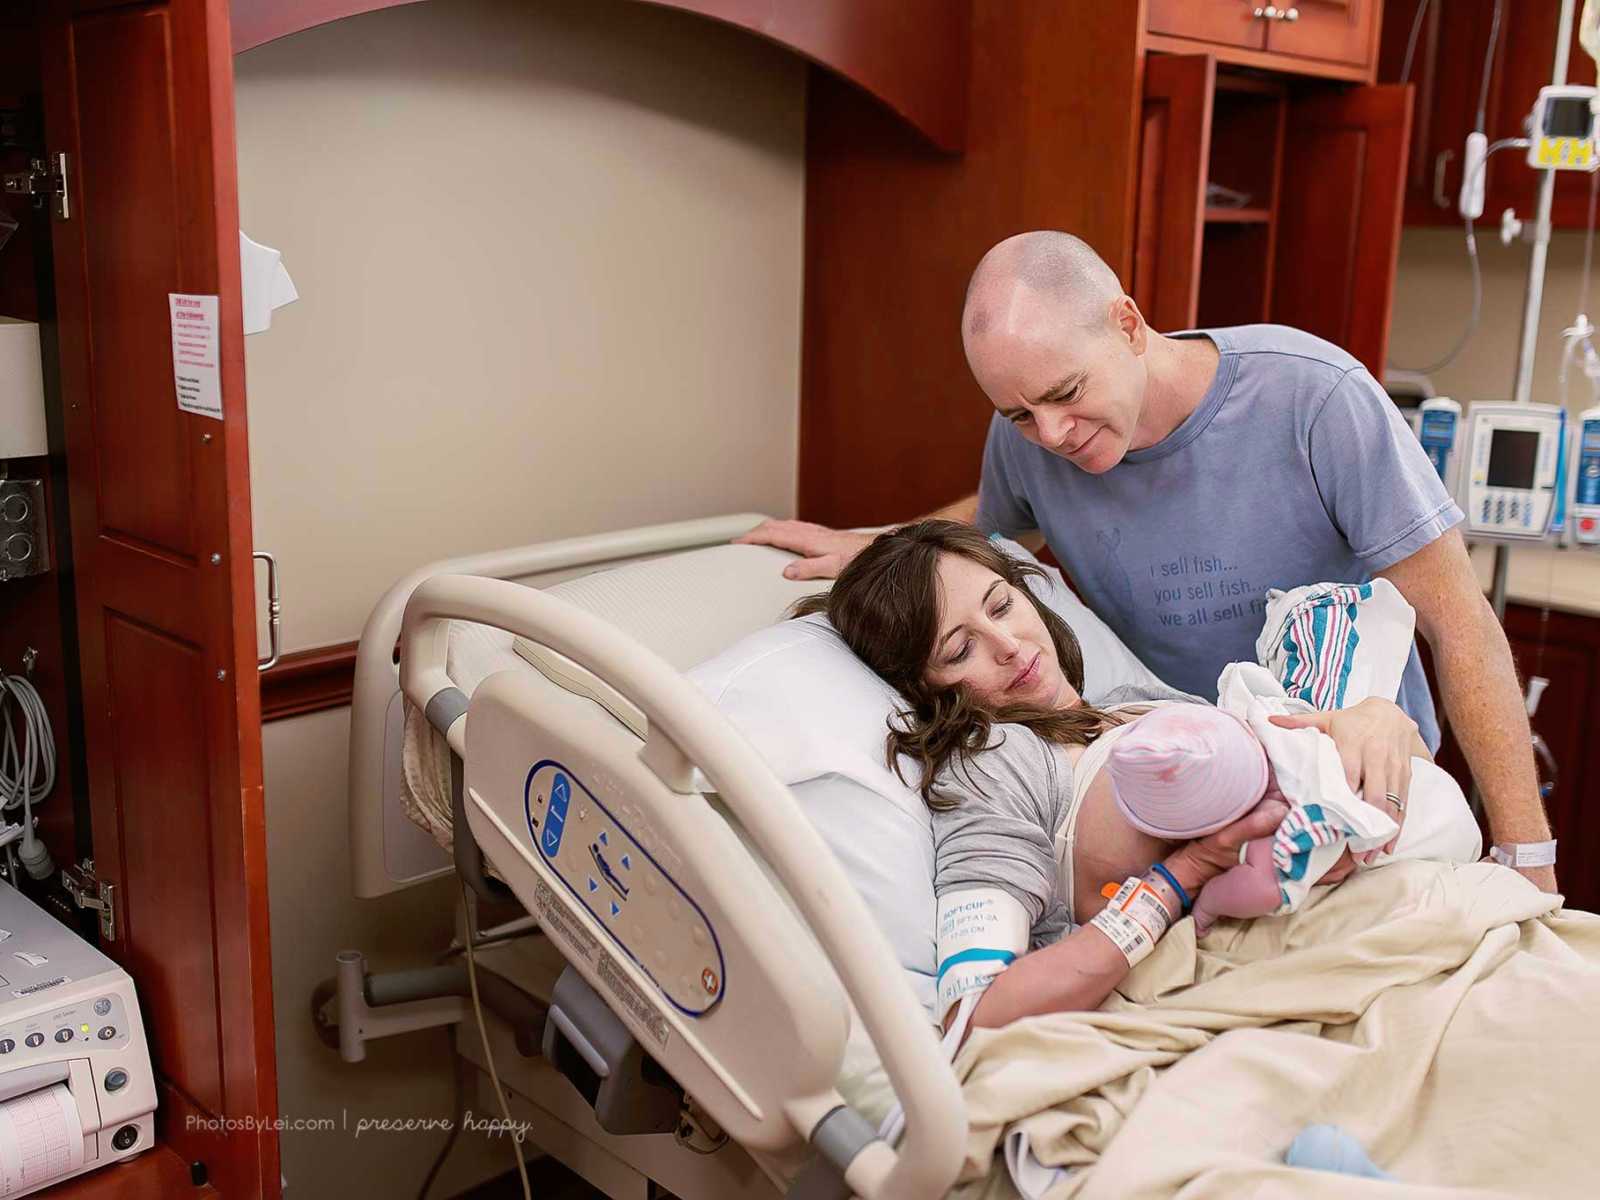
[948,861,1600,1199]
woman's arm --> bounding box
[958,800,1286,1032]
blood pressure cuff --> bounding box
[936,887,1031,1021]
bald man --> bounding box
[742,230,1558,893]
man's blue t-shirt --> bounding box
[975,324,1463,751]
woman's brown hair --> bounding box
[792,521,1121,809]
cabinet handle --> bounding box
[1284,6,1299,18]
[1433,148,1457,209]
[255,550,281,671]
[1253,6,1278,18]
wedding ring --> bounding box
[1383,791,1406,813]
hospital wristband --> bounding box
[1490,840,1557,869]
[1148,862,1191,913]
[1090,876,1172,968]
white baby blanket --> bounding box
[1219,580,1481,911]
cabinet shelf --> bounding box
[1204,206,1271,224]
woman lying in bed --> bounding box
[795,520,1437,1038]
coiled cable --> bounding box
[0,670,57,880]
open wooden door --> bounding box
[38,1,280,1195]
[1133,54,1215,331]
[1271,84,1412,377]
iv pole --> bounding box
[1492,0,1579,619]
[1472,0,1581,821]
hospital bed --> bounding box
[340,514,972,1200]
[330,512,1600,1199]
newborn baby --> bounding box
[1096,581,1485,939]
[1104,705,1283,937]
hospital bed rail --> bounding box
[398,572,965,1199]
[350,513,779,900]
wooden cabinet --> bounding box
[800,7,1414,527]
[1,1,284,1195]
[1148,0,1265,51]
[1133,56,1412,377]
[1147,0,1384,82]
[1272,84,1412,371]
[800,5,1152,527]
[1267,0,1379,67]
[1428,603,1600,914]
[1134,55,1217,333]
[1381,0,1600,228]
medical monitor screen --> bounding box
[1486,429,1540,488]
[1543,96,1593,139]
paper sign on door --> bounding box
[168,292,222,420]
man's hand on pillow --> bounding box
[1269,698,1421,859]
[736,519,872,580]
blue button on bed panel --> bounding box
[541,774,571,857]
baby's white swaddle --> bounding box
[1219,580,1481,912]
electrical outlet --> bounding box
[0,479,49,581]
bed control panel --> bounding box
[525,760,725,1017]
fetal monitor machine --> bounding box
[1456,403,1568,542]
[0,882,155,1196]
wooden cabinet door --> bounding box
[1429,606,1600,915]
[1378,0,1500,227]
[1147,0,1267,51]
[1485,0,1600,231]
[1383,0,1600,230]
[1265,0,1379,68]
[1509,630,1600,915]
[1271,84,1411,376]
[40,1,280,1195]
[1133,55,1215,332]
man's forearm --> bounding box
[918,493,1047,551]
[922,493,979,523]
[1431,597,1550,845]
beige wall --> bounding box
[1389,227,1600,614]
[235,1,805,1194]
[238,0,804,650]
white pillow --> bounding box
[687,538,1166,1013]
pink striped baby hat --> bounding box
[1106,705,1269,838]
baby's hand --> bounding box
[1192,836,1284,936]
[1319,847,1358,885]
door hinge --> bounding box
[2,152,70,220]
[61,860,115,940]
